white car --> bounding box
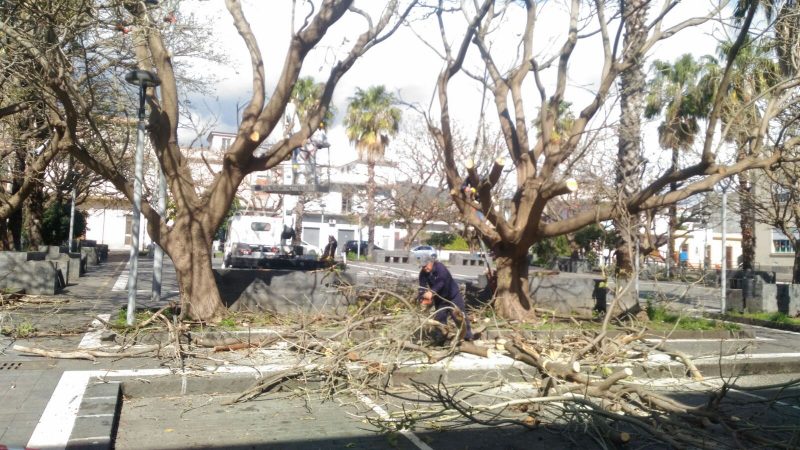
[298,240,320,259]
[410,245,437,261]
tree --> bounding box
[41,201,87,247]
[701,37,781,271]
[344,85,402,259]
[421,0,793,321]
[644,54,710,276]
[388,119,453,248]
[1,0,415,321]
[288,76,330,244]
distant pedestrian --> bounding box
[679,249,688,268]
[321,235,337,261]
[418,256,473,341]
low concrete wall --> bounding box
[0,259,62,295]
[373,250,411,264]
[32,246,82,284]
[82,247,99,266]
[529,272,604,317]
[217,268,357,315]
[448,253,485,267]
[726,278,800,316]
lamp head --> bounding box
[125,69,161,87]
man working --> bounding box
[418,255,473,341]
[321,235,337,261]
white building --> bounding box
[83,130,434,252]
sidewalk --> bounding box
[2,256,800,449]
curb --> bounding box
[66,353,800,448]
[67,381,121,450]
[705,312,800,333]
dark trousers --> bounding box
[433,291,473,340]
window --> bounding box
[251,222,271,232]
[773,239,794,253]
[341,196,352,213]
[221,138,231,150]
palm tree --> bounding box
[644,54,710,276]
[288,77,332,244]
[344,86,401,258]
[702,38,780,271]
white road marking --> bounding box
[355,390,434,450]
[25,364,303,450]
[26,371,91,450]
[643,337,773,343]
[78,314,111,349]
[695,352,800,360]
[111,262,129,291]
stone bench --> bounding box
[81,247,100,266]
[373,250,410,264]
[34,246,83,284]
[0,255,63,295]
[449,253,485,266]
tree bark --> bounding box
[738,171,755,271]
[792,247,800,285]
[293,194,306,245]
[613,0,648,309]
[24,185,45,249]
[667,148,679,277]
[167,221,226,322]
[493,248,534,320]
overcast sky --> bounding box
[177,1,728,167]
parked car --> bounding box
[343,240,382,255]
[410,245,437,261]
[297,240,321,260]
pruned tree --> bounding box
[420,0,797,321]
[388,118,454,248]
[1,0,416,321]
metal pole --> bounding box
[127,87,146,326]
[68,187,76,252]
[151,169,166,303]
[634,237,640,295]
[721,188,728,313]
[356,215,361,260]
[666,226,671,278]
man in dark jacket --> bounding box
[418,256,473,341]
[321,235,337,261]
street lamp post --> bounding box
[124,69,160,326]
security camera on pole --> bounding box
[124,69,161,326]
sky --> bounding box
[175,0,729,167]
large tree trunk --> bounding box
[293,194,307,245]
[168,222,226,322]
[614,0,648,309]
[792,246,800,284]
[0,219,10,250]
[738,171,755,271]
[493,246,534,321]
[366,161,376,261]
[667,148,679,277]
[24,186,45,249]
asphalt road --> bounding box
[3,254,800,449]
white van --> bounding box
[222,214,285,268]
[222,214,321,268]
